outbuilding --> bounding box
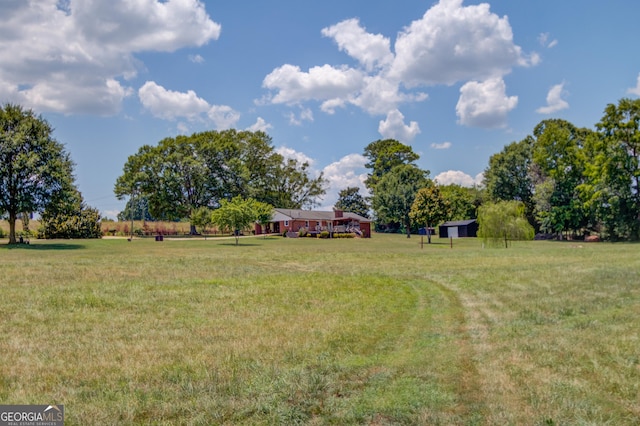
[439,219,478,238]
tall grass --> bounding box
[0,235,638,424]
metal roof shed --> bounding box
[439,219,478,238]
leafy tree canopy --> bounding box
[439,184,481,221]
[531,119,593,236]
[334,186,370,218]
[0,104,78,243]
[409,183,449,243]
[115,130,325,233]
[210,197,273,245]
[363,139,420,192]
[586,98,640,240]
[483,136,534,211]
[372,164,429,238]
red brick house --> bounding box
[255,208,372,238]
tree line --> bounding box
[363,98,640,242]
[2,97,639,243]
[484,98,640,241]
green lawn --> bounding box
[0,234,638,424]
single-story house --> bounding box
[438,219,478,238]
[255,208,372,238]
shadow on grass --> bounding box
[1,242,85,250]
[218,242,262,247]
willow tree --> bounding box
[478,200,534,247]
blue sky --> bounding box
[2,0,640,219]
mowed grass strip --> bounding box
[0,234,638,424]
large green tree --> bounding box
[260,157,327,209]
[483,136,536,228]
[531,119,592,237]
[439,184,480,221]
[334,186,370,218]
[0,104,76,244]
[115,130,326,233]
[372,164,429,238]
[363,139,420,193]
[115,136,210,234]
[585,98,640,240]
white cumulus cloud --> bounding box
[434,170,483,187]
[378,109,421,142]
[456,78,518,128]
[276,146,316,166]
[319,154,369,210]
[0,0,221,115]
[262,0,534,139]
[139,81,239,128]
[391,0,535,87]
[537,83,569,114]
[139,81,210,120]
[263,64,364,105]
[627,73,640,96]
[247,117,272,132]
[269,149,369,211]
[207,105,240,130]
[321,18,393,72]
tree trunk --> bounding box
[427,222,432,244]
[405,217,411,238]
[190,223,197,235]
[8,210,17,244]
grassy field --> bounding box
[0,233,638,425]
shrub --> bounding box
[319,231,330,239]
[334,233,356,239]
[39,205,102,239]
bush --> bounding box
[334,233,356,239]
[318,231,330,239]
[298,227,308,237]
[39,206,102,239]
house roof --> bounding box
[440,219,477,227]
[273,208,371,222]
